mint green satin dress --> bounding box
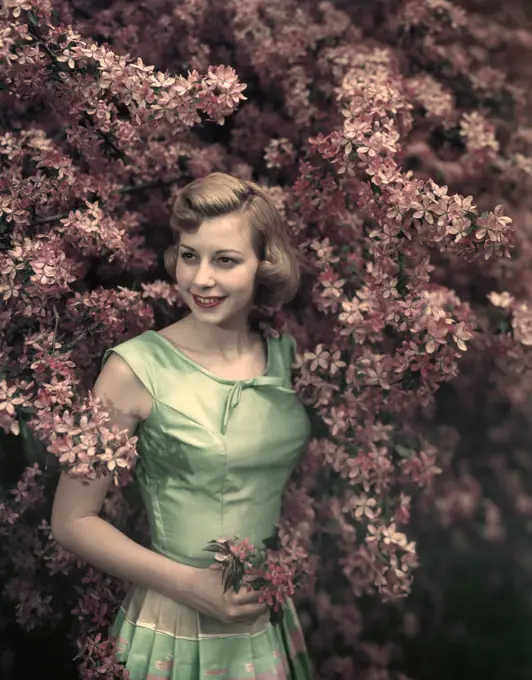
[101,329,313,680]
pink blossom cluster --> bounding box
[1,0,532,678]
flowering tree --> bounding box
[1,0,531,679]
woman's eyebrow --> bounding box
[179,245,244,255]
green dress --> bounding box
[101,329,313,680]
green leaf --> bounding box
[19,419,47,466]
[202,543,229,555]
[395,444,412,458]
[262,532,281,551]
[498,318,511,334]
[222,561,238,592]
[248,575,269,588]
[27,11,40,27]
[270,607,285,626]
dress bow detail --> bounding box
[220,375,295,435]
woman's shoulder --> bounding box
[98,345,154,422]
[100,331,161,418]
[263,330,299,377]
[105,329,153,353]
[274,329,298,355]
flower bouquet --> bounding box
[203,533,301,626]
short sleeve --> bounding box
[284,332,298,364]
[279,332,299,382]
[101,338,156,398]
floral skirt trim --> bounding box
[108,584,313,679]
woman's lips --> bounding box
[191,294,227,308]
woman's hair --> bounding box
[164,172,301,309]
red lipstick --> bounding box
[192,294,226,309]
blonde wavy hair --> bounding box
[164,172,301,309]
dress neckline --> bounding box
[145,330,272,385]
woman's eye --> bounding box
[180,253,236,265]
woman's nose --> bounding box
[192,260,216,286]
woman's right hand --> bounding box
[185,564,268,625]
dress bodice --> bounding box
[101,330,312,568]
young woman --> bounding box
[51,173,313,679]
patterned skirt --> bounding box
[109,583,313,680]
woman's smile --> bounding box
[191,294,228,309]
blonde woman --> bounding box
[51,173,313,679]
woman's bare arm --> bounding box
[50,353,196,602]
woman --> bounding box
[51,173,313,679]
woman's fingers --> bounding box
[237,602,269,621]
[231,586,262,605]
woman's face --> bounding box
[175,211,261,328]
